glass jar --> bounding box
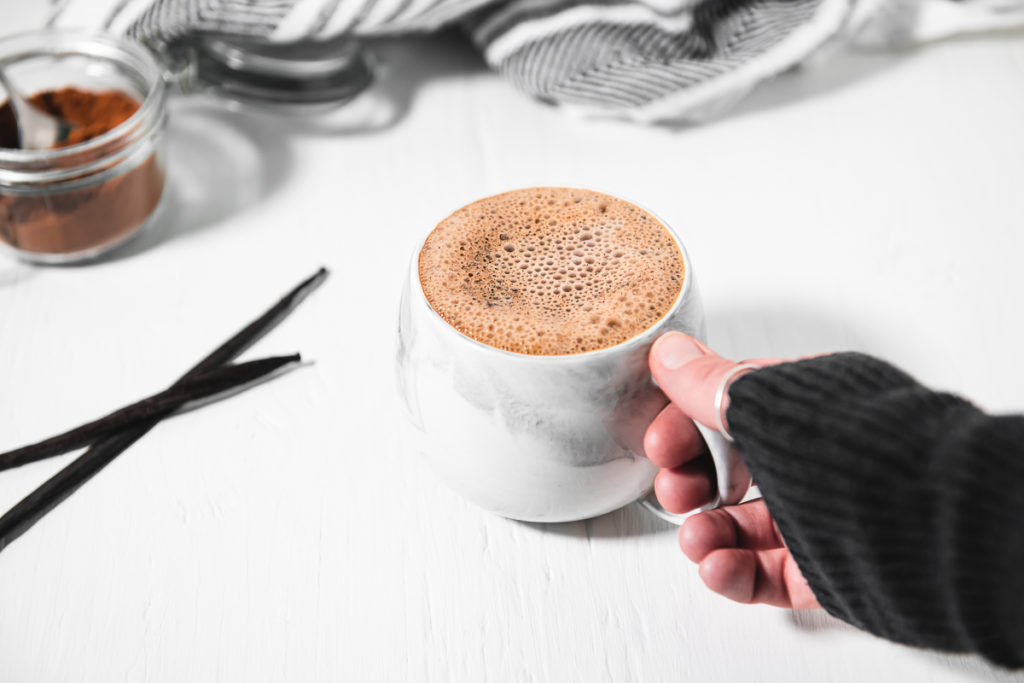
[0,29,373,264]
[167,33,373,114]
[0,31,168,263]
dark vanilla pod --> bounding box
[0,268,328,554]
[0,354,302,472]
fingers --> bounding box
[648,333,782,431]
[644,402,705,469]
[698,548,820,609]
[649,334,821,610]
[649,333,736,429]
[678,500,783,561]
[653,455,716,513]
[680,501,819,609]
[645,401,715,512]
[644,334,784,514]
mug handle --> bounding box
[639,421,754,524]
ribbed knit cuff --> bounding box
[725,353,1024,668]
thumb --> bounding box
[649,332,754,432]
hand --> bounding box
[644,332,819,610]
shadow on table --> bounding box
[706,303,877,360]
[516,502,677,540]
[294,31,489,137]
[722,47,904,124]
[788,612,1024,680]
[912,650,1024,682]
[96,99,295,263]
[0,264,37,289]
[788,610,856,634]
[85,32,485,263]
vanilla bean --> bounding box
[0,268,328,554]
[188,268,327,377]
[0,354,301,472]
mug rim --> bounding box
[410,186,695,362]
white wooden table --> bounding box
[2,9,1024,681]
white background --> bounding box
[2,7,1024,682]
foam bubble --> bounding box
[418,187,684,355]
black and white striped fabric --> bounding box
[48,0,1024,122]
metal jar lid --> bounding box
[167,33,373,113]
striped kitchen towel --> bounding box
[45,0,1024,122]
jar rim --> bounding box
[0,29,166,164]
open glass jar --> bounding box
[0,29,372,263]
[0,31,168,263]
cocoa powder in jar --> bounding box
[0,87,165,257]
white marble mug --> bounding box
[396,199,751,523]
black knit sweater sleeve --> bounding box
[725,353,1024,668]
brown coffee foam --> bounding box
[419,187,685,356]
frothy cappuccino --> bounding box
[418,187,684,355]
